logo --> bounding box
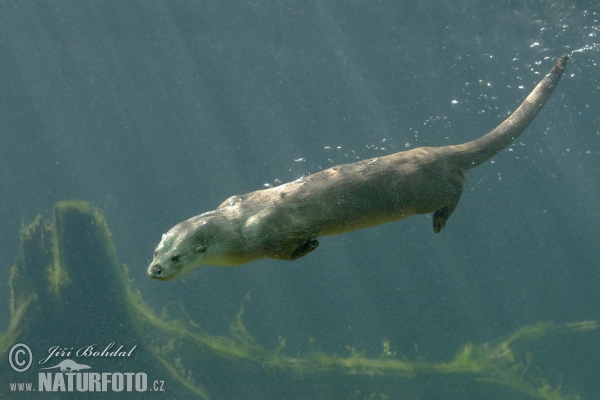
[38,361,148,393]
[40,359,91,372]
[8,342,165,394]
[8,343,32,372]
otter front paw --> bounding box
[290,239,319,260]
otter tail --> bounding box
[451,54,568,171]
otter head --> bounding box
[148,213,216,280]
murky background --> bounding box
[1,1,599,398]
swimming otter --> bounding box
[149,55,568,280]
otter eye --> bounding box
[171,256,180,263]
[196,245,207,253]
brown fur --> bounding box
[148,55,567,280]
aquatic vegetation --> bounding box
[0,201,595,399]
[129,282,593,399]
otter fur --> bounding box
[148,55,568,280]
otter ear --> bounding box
[196,245,207,254]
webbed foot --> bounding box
[433,205,455,233]
[290,239,319,260]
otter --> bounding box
[149,55,568,281]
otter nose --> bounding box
[149,264,163,279]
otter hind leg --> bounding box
[290,239,319,260]
[433,205,456,233]
[433,179,464,233]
